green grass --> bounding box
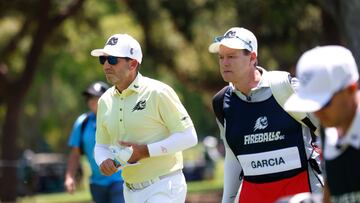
[19,149,224,203]
[19,190,92,203]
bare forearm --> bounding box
[66,149,81,178]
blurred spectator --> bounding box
[64,81,124,203]
[203,136,222,180]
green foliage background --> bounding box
[0,0,343,153]
[4,0,360,201]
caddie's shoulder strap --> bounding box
[267,71,319,134]
[268,71,324,177]
[212,86,230,126]
[79,113,90,154]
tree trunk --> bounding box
[0,90,24,201]
[341,0,360,70]
[317,0,360,73]
[0,1,85,201]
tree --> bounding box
[0,0,85,201]
[1,1,360,201]
[317,0,360,71]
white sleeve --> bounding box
[147,127,198,156]
[217,119,242,203]
[94,143,115,166]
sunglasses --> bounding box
[213,35,253,52]
[99,56,131,65]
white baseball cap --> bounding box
[284,45,359,112]
[208,27,258,56]
[91,34,143,64]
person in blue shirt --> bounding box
[64,81,124,203]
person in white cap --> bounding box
[91,33,198,203]
[285,45,360,203]
[209,27,323,203]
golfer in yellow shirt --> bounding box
[91,33,198,203]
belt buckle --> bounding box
[126,180,153,191]
[126,182,137,191]
[140,181,150,189]
[125,182,134,190]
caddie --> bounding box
[209,27,323,203]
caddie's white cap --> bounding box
[91,34,143,64]
[208,27,258,56]
[284,45,359,112]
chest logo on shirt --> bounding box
[254,116,268,131]
[132,100,146,112]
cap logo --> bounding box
[299,71,313,87]
[106,37,118,46]
[130,48,134,55]
[93,83,102,92]
[224,30,236,38]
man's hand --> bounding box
[119,141,149,163]
[99,158,118,176]
[64,176,76,194]
[64,148,81,194]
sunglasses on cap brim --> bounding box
[213,35,253,52]
[99,56,131,65]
